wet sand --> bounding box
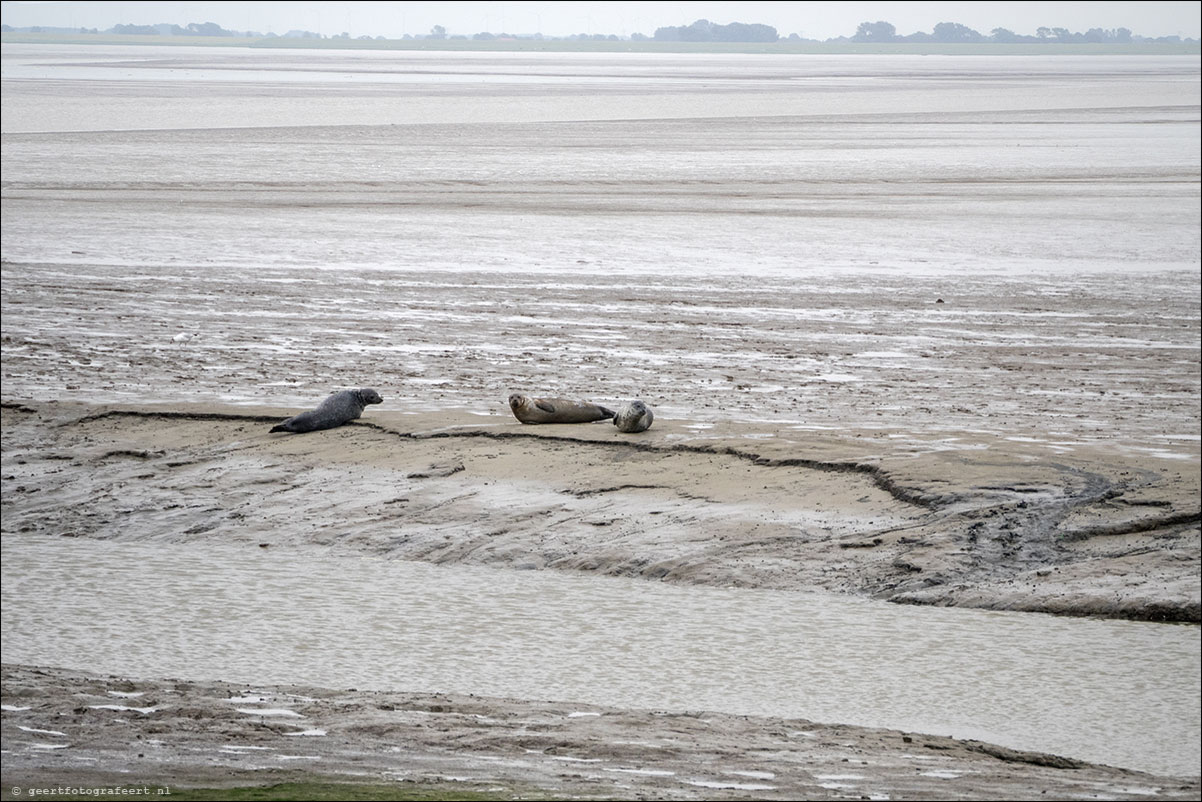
[3,664,1200,801]
[1,399,1198,621]
[2,399,1199,795]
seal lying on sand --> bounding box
[508,394,615,424]
[270,388,383,433]
[613,400,654,433]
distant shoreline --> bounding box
[3,31,1199,55]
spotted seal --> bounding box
[270,388,383,433]
[613,400,654,433]
[508,393,615,424]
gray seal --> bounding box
[613,400,654,433]
[508,393,615,424]
[270,388,383,433]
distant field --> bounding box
[2,31,1198,55]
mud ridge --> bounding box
[51,407,942,510]
[403,426,942,509]
[959,742,1088,770]
[65,408,282,426]
[1057,510,1202,541]
[562,483,672,496]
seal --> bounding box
[508,393,615,424]
[270,388,383,434]
[613,400,654,433]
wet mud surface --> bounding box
[4,664,1199,801]
[2,400,1197,621]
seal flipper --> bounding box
[598,405,616,419]
[535,400,557,414]
[269,422,292,433]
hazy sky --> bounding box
[2,1,1199,40]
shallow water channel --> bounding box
[2,535,1198,777]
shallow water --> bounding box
[2,535,1198,777]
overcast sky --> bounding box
[2,1,1199,40]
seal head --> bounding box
[613,400,654,433]
[270,388,383,434]
[509,393,615,424]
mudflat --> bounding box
[4,663,1200,802]
[2,399,1198,621]
[2,45,1199,796]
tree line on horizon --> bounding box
[848,20,1142,44]
[1,17,1194,44]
